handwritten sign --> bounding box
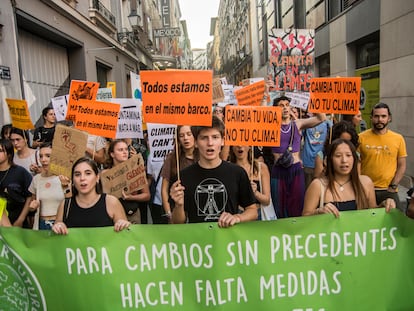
[51,95,69,122]
[234,80,266,106]
[224,106,282,147]
[284,91,310,110]
[49,124,87,177]
[308,77,361,114]
[147,123,176,163]
[141,70,213,126]
[66,80,99,122]
[5,98,34,130]
[106,98,143,139]
[101,154,147,198]
[268,29,315,92]
[212,78,225,104]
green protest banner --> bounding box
[0,209,413,310]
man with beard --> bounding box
[358,102,407,209]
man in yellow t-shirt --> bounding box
[358,103,407,209]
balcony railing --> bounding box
[89,0,116,34]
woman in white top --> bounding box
[28,143,70,229]
[10,127,40,175]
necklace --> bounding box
[280,122,292,134]
[334,179,351,192]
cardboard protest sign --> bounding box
[225,106,282,147]
[49,124,87,177]
[71,99,120,139]
[106,98,143,139]
[285,91,310,110]
[51,95,69,122]
[5,98,35,130]
[212,78,225,104]
[141,70,213,126]
[234,80,266,106]
[308,77,361,114]
[268,29,315,92]
[66,80,99,122]
[101,154,147,198]
[147,123,176,163]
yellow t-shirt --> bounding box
[358,129,407,188]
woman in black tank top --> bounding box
[303,139,395,217]
[52,157,130,234]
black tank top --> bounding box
[65,194,113,228]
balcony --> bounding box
[89,0,117,35]
[117,31,137,54]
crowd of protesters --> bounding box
[0,98,411,232]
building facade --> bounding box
[0,0,190,124]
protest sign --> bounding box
[285,91,310,110]
[101,154,147,198]
[71,99,120,139]
[49,124,87,177]
[5,98,34,130]
[147,123,176,163]
[225,106,281,147]
[212,77,225,104]
[222,84,237,105]
[66,80,99,122]
[96,87,113,100]
[107,81,116,98]
[106,98,143,139]
[130,71,142,100]
[268,29,315,92]
[308,77,361,114]
[141,70,213,126]
[51,95,69,122]
[0,209,413,310]
[234,80,266,106]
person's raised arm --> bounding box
[296,113,326,131]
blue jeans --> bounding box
[39,219,55,230]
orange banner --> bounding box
[308,77,361,114]
[234,80,266,106]
[66,80,100,122]
[141,70,213,126]
[71,99,120,139]
[5,98,34,130]
[224,106,282,147]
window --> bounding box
[355,33,379,69]
[96,62,111,87]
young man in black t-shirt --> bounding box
[170,116,257,227]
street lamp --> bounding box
[127,9,141,29]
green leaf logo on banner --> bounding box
[0,237,46,310]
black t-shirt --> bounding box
[0,165,32,224]
[33,126,55,143]
[180,161,256,223]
